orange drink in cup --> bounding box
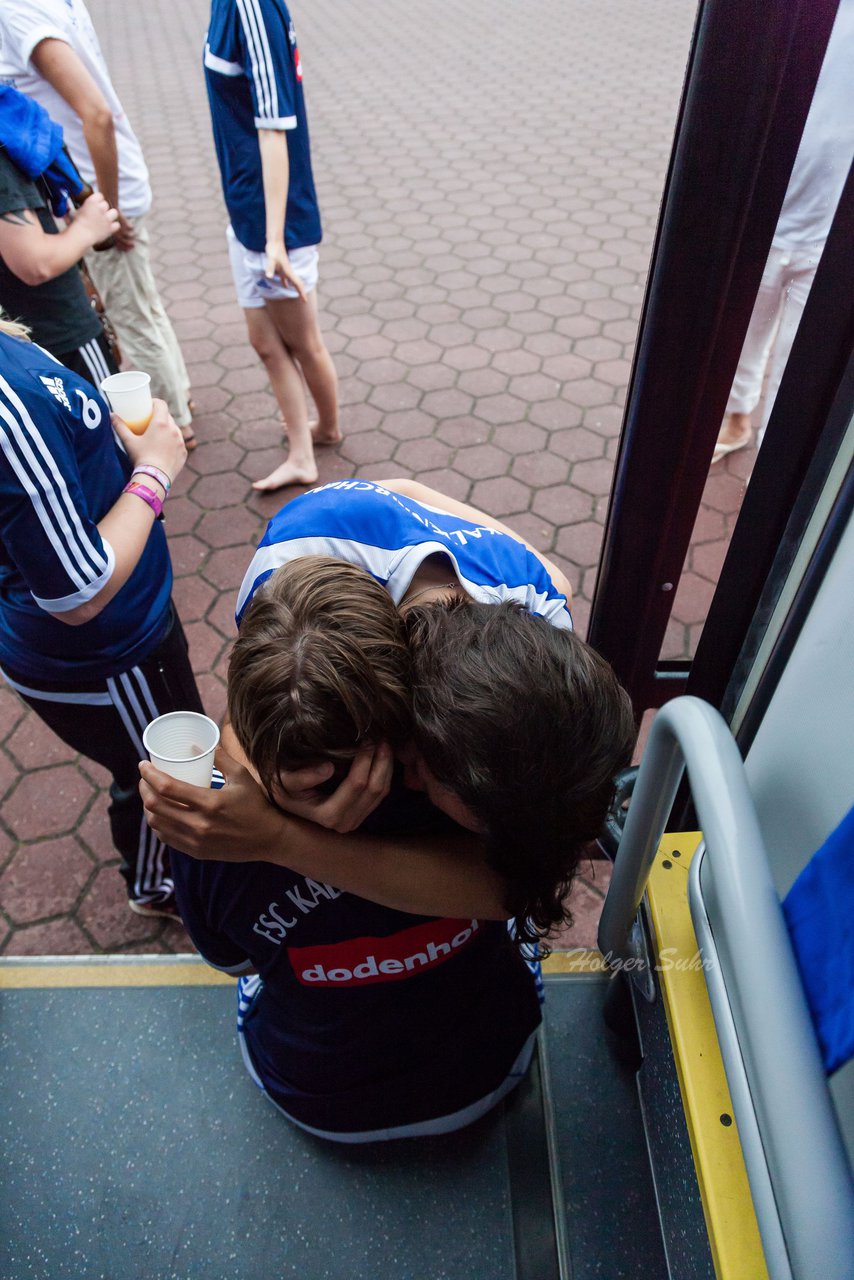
[100,371,153,435]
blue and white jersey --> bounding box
[204,0,321,254]
[0,333,171,681]
[236,480,573,629]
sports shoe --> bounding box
[128,894,181,921]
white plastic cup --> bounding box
[143,712,220,788]
[100,370,153,435]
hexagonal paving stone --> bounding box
[3,765,95,841]
[533,485,596,525]
[542,352,592,382]
[368,382,423,412]
[421,388,475,419]
[2,917,92,955]
[0,685,27,743]
[379,409,435,442]
[5,713,77,772]
[0,747,21,803]
[0,836,94,924]
[341,430,398,466]
[571,457,621,497]
[455,444,511,481]
[76,864,163,949]
[561,377,615,410]
[187,439,246,476]
[457,368,508,398]
[550,427,607,463]
[475,393,529,427]
[555,521,607,567]
[470,476,531,516]
[195,504,262,550]
[394,437,454,472]
[203,545,260,592]
[165,534,209,578]
[528,400,584,431]
[582,404,626,437]
[670,572,717,626]
[184,620,227,674]
[511,453,570,489]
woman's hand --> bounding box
[265,239,307,301]
[112,398,187,483]
[271,743,394,833]
[139,748,288,861]
[73,191,120,250]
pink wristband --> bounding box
[123,480,164,519]
[131,463,172,492]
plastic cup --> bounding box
[143,712,220,788]
[100,371,153,435]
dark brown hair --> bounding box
[406,599,636,947]
[228,556,412,794]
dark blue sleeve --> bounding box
[235,0,300,129]
[171,852,254,975]
[0,376,114,612]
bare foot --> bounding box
[312,420,343,446]
[279,415,342,446]
[252,459,319,492]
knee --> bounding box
[294,332,326,367]
[249,330,282,367]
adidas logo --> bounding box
[40,375,71,410]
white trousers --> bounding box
[727,242,818,434]
[86,215,192,426]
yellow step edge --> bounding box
[542,948,608,975]
[648,833,769,1280]
[0,955,234,988]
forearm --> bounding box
[140,751,510,920]
[31,38,120,210]
[261,813,509,920]
[220,721,508,918]
[61,485,164,625]
[0,215,94,286]
[79,111,120,210]
[257,129,289,248]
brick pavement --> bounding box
[0,0,747,956]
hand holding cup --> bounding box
[108,395,188,484]
[101,370,153,434]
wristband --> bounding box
[131,463,172,492]
[123,480,164,519]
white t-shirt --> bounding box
[0,0,151,217]
[775,0,854,251]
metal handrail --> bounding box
[597,696,854,1280]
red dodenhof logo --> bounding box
[289,918,480,986]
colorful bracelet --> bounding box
[122,480,164,519]
[131,463,172,492]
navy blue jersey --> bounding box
[172,848,541,1135]
[237,480,573,628]
[0,333,172,680]
[204,0,321,253]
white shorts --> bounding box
[226,224,319,309]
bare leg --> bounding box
[264,290,341,444]
[243,306,319,491]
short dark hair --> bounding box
[406,600,636,947]
[228,556,412,795]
